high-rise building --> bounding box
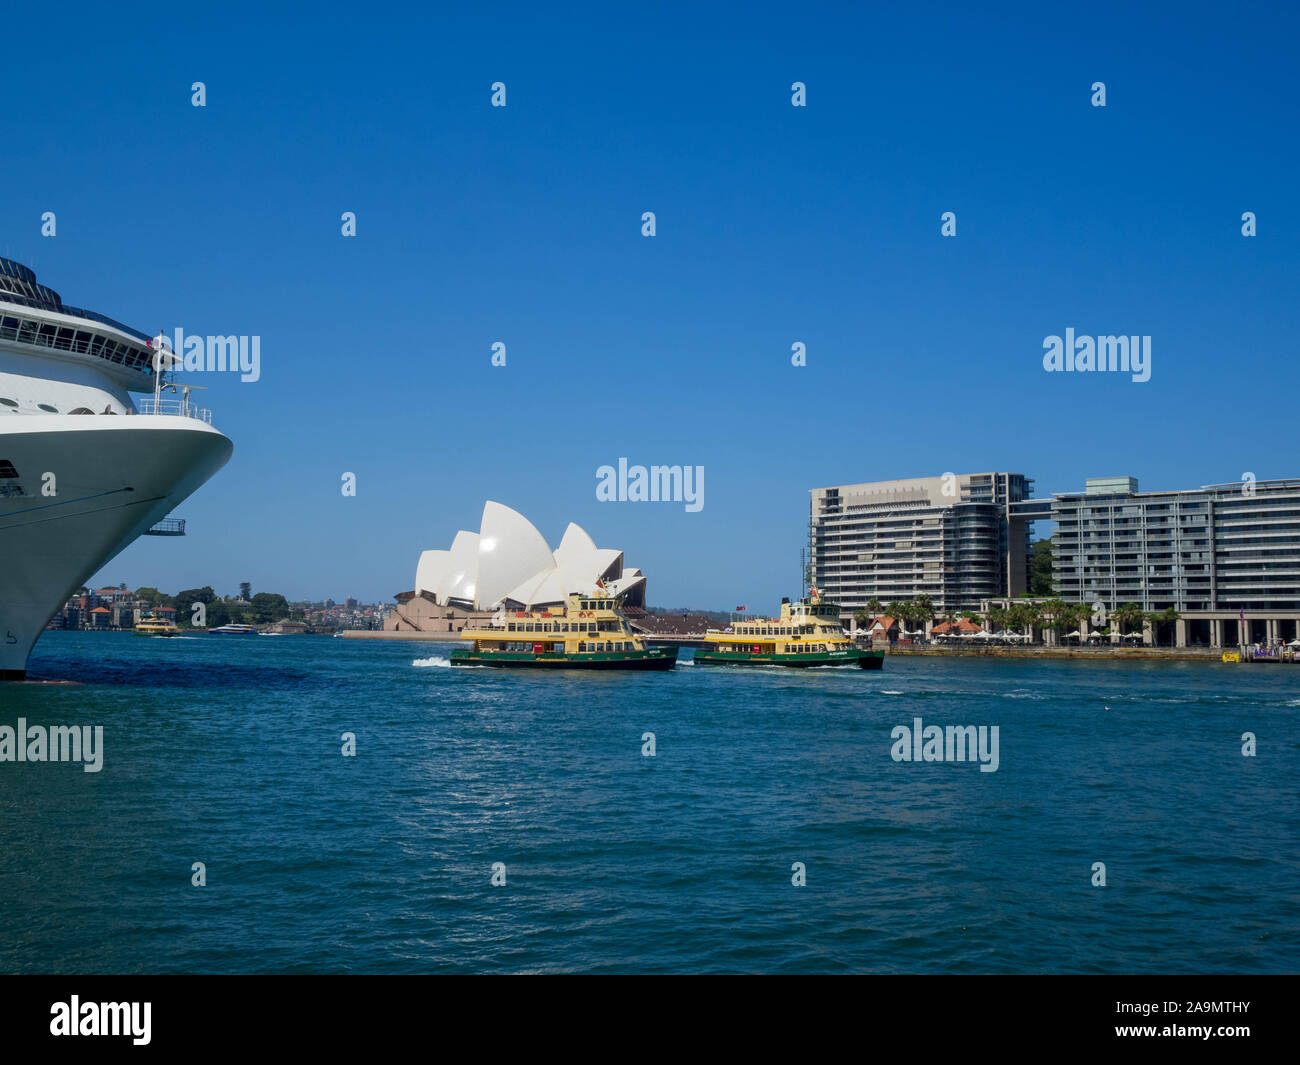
[809,473,1035,613]
[1050,476,1300,646]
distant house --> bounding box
[90,606,112,629]
[865,615,900,643]
[930,619,986,637]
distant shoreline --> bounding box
[888,645,1232,663]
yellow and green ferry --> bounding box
[693,590,884,669]
[134,616,180,637]
[451,591,678,670]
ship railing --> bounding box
[132,398,213,423]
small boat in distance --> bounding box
[451,590,677,670]
[209,623,258,635]
[693,589,884,669]
[135,617,180,637]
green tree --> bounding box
[1144,607,1180,647]
[175,586,217,628]
[1029,537,1054,596]
[250,592,290,624]
[134,586,170,607]
[239,582,252,601]
[1008,601,1039,637]
[915,595,935,631]
[1113,602,1144,638]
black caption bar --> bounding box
[0,975,1288,1053]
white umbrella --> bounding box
[1286,638,1300,648]
[1088,630,1103,638]
[1064,630,1082,638]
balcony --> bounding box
[132,398,214,424]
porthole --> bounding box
[37,403,58,412]
[0,398,17,407]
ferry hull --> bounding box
[693,648,885,669]
[452,647,678,670]
[0,417,232,678]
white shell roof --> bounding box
[415,549,450,597]
[437,530,480,604]
[476,502,556,608]
[414,504,642,610]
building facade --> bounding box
[1051,477,1300,647]
[809,472,1035,613]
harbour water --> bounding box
[1,632,1296,974]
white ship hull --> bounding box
[0,415,232,678]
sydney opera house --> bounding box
[387,502,646,634]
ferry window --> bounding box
[37,403,58,412]
[0,398,17,407]
[0,461,18,478]
[578,642,585,651]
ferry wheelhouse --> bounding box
[693,590,884,669]
[451,591,677,670]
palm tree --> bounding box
[914,595,935,635]
[1009,601,1040,640]
[1144,607,1180,646]
[885,601,908,642]
[1113,602,1143,640]
[866,597,882,616]
[1037,598,1066,641]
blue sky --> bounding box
[5,2,1296,610]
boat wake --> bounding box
[412,655,453,668]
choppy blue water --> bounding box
[1,632,1296,974]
